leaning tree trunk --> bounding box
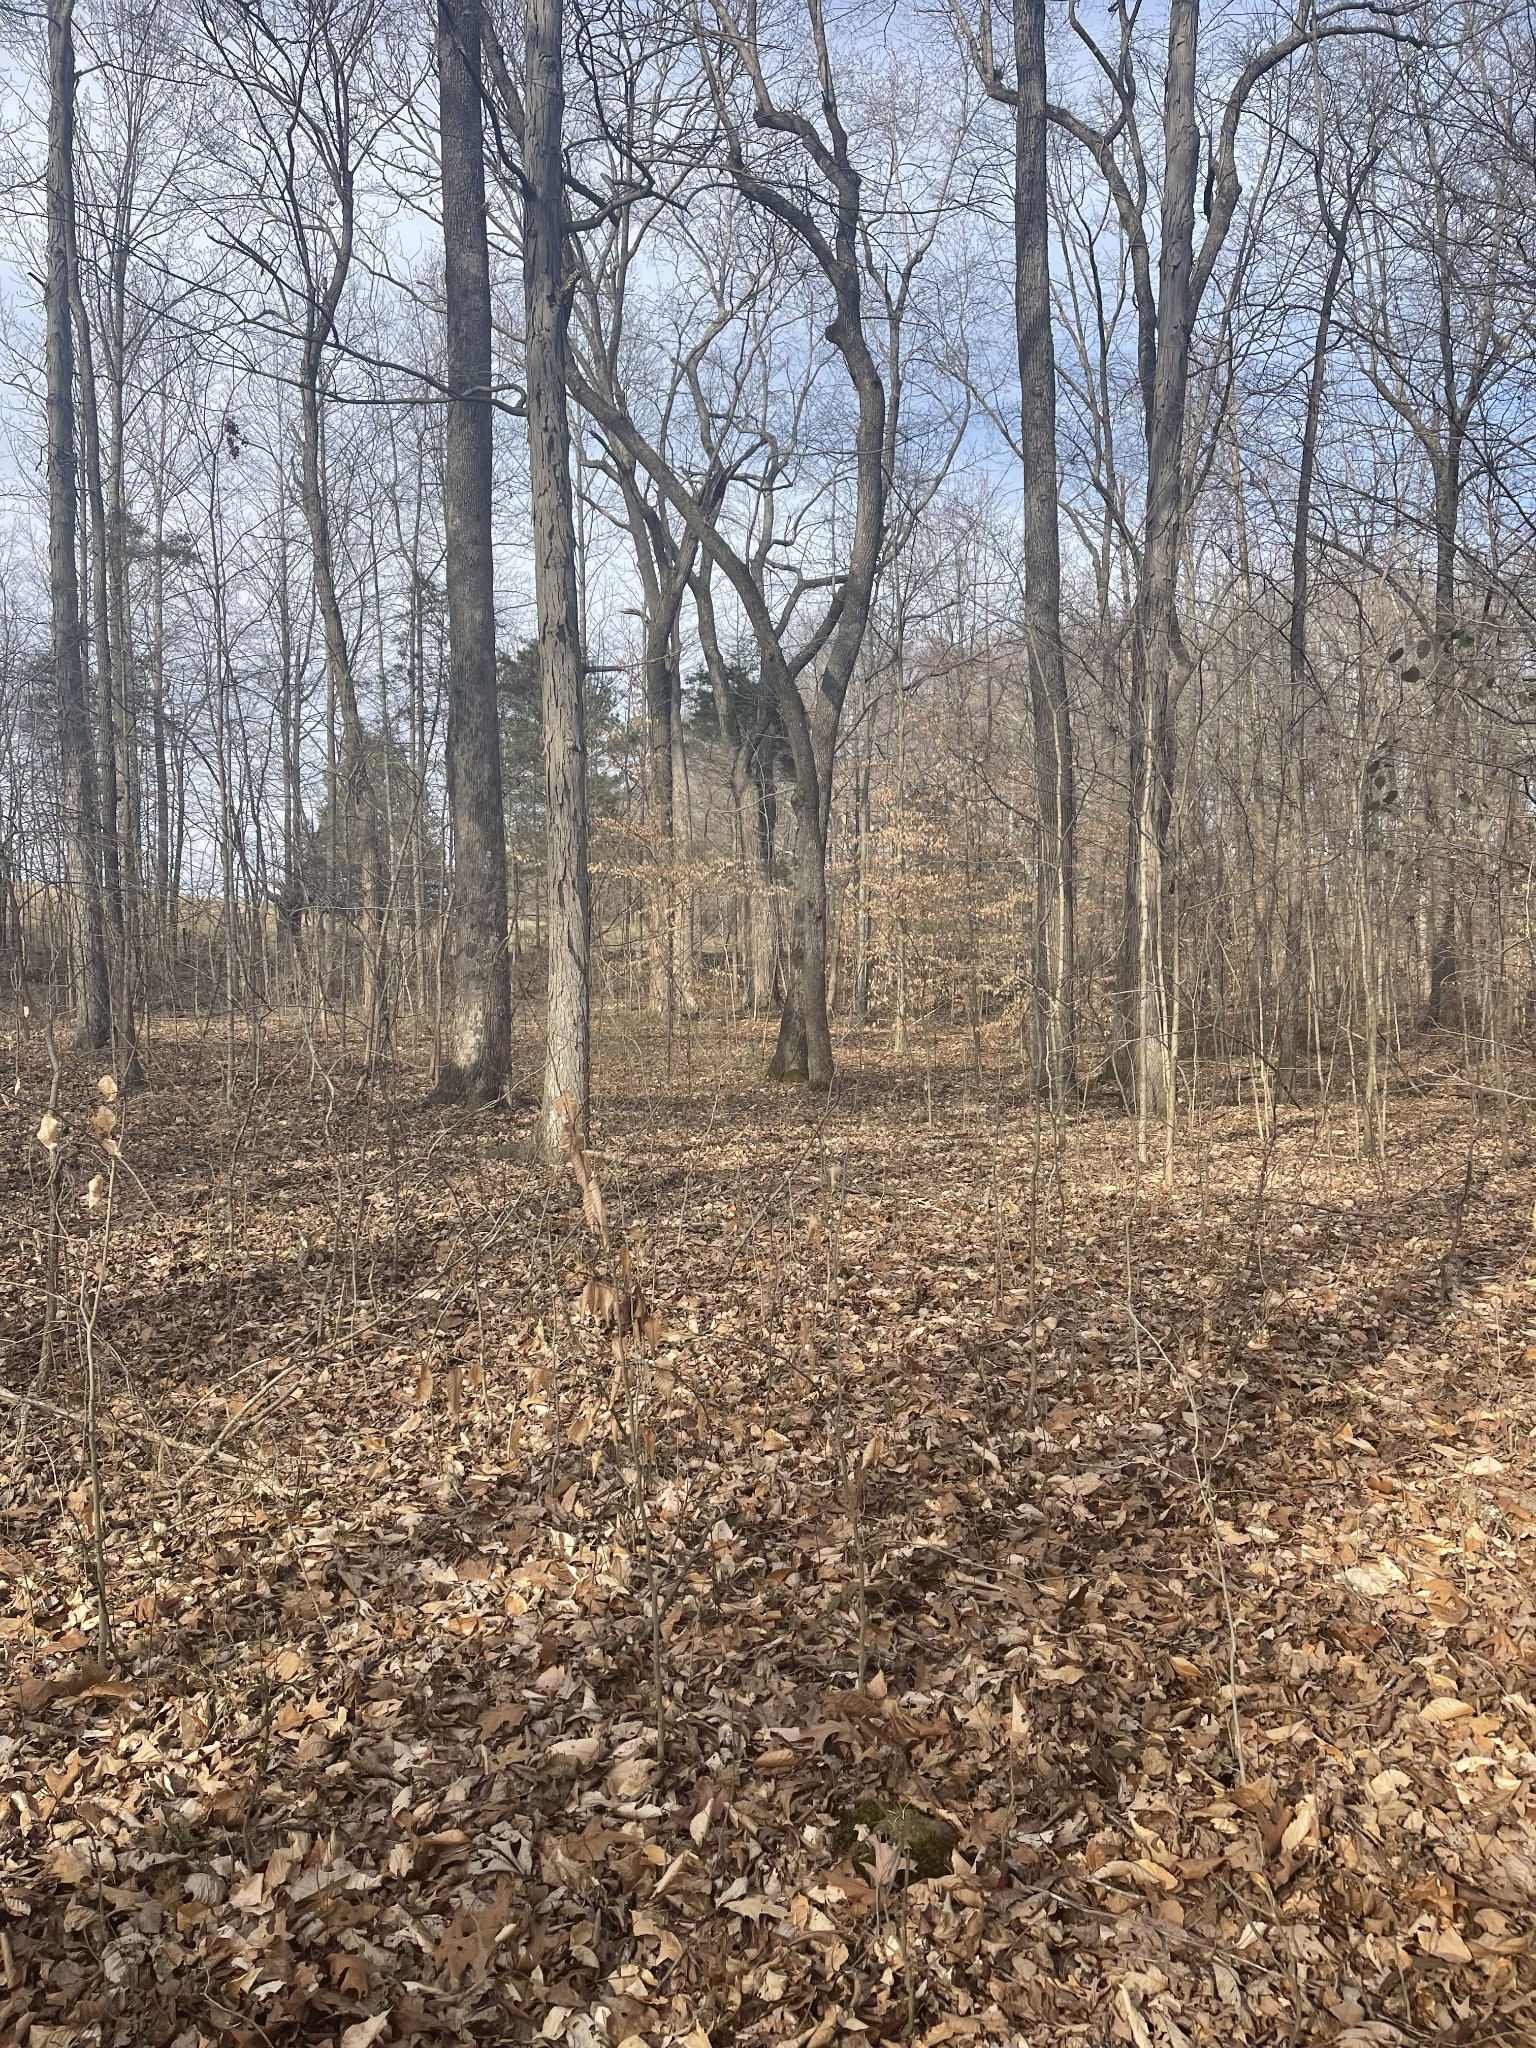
[45,0,109,1050]
[433,0,512,1104]
[526,0,590,1158]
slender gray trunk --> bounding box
[69,229,140,1080]
[526,0,590,1156]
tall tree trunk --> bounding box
[1424,179,1463,1029]
[1425,440,1462,1028]
[1121,0,1200,1139]
[433,0,512,1104]
[68,232,141,1081]
[149,416,171,948]
[526,0,590,1157]
[1285,171,1355,1080]
[103,239,144,1038]
[1014,0,1075,1105]
[45,0,109,1049]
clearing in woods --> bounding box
[3,1019,1535,2046]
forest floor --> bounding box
[3,1014,1536,2048]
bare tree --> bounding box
[950,0,1076,1102]
[1043,0,1395,1136]
[203,0,394,1072]
[566,0,954,1089]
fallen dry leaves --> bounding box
[2,1021,1535,2046]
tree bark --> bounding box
[525,0,591,1157]
[433,0,512,1104]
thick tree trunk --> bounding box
[768,768,831,1087]
[433,0,511,1105]
[525,0,591,1158]
[45,0,109,1049]
[1014,0,1075,1104]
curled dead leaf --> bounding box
[580,1278,617,1328]
[1280,1793,1319,1857]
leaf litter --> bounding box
[2,1025,1536,2045]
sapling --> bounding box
[561,1100,668,1761]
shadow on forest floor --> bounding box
[3,1014,1535,2045]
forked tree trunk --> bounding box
[525,0,591,1158]
[563,0,887,1096]
[433,0,512,1105]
